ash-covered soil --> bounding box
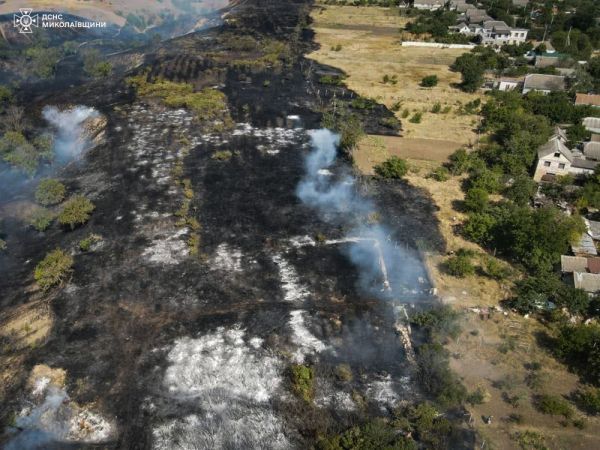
[0,1,451,449]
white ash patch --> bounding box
[272,254,310,303]
[288,310,328,363]
[315,385,356,412]
[211,243,244,273]
[153,327,288,450]
[231,123,306,155]
[6,380,114,449]
[286,235,316,248]
[365,375,411,410]
[142,228,189,265]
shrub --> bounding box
[374,156,408,180]
[0,239,6,252]
[351,97,377,110]
[401,108,410,118]
[289,364,314,402]
[29,208,55,232]
[35,179,66,206]
[464,187,489,212]
[421,75,438,87]
[574,388,600,415]
[444,254,474,277]
[317,419,417,450]
[58,196,95,230]
[79,234,102,252]
[416,343,467,407]
[431,102,441,113]
[429,166,449,182]
[211,150,233,161]
[483,257,511,280]
[335,364,353,382]
[536,394,573,419]
[467,386,489,405]
[409,112,422,123]
[319,75,345,86]
[34,248,73,290]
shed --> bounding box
[583,117,600,134]
[575,93,600,108]
[584,142,600,161]
[561,255,589,273]
[522,74,566,94]
[573,272,600,293]
[587,219,600,240]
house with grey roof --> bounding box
[413,0,445,10]
[522,74,566,94]
[465,8,492,24]
[572,232,598,257]
[478,20,528,46]
[561,255,589,273]
[583,117,600,134]
[449,0,470,12]
[533,127,599,181]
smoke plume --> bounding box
[297,129,428,299]
[42,106,99,162]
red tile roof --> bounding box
[588,257,600,274]
[575,93,600,107]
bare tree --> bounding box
[4,105,26,132]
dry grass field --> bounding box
[308,4,483,147]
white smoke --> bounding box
[5,383,114,450]
[42,106,100,162]
[297,129,428,299]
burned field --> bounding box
[0,1,458,449]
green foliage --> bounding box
[446,148,472,175]
[504,175,536,206]
[0,131,53,176]
[29,208,55,232]
[35,179,66,206]
[322,111,364,150]
[0,239,6,252]
[382,74,398,85]
[514,430,548,450]
[535,394,574,419]
[289,364,314,402]
[554,323,600,386]
[374,156,408,180]
[574,387,600,415]
[79,234,102,252]
[407,402,453,449]
[319,75,346,86]
[466,386,487,406]
[316,419,417,450]
[82,49,112,78]
[464,188,489,212]
[415,343,467,407]
[430,102,441,114]
[410,305,462,342]
[444,253,474,277]
[408,112,422,123]
[428,166,449,182]
[483,257,512,280]
[58,196,95,230]
[351,97,377,110]
[128,75,229,123]
[420,75,438,88]
[24,46,61,78]
[405,9,457,38]
[34,248,73,290]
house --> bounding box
[576,93,600,108]
[479,20,528,46]
[592,133,600,143]
[533,127,599,181]
[584,141,600,161]
[413,0,445,10]
[586,219,600,241]
[465,8,492,24]
[495,77,524,91]
[522,74,566,94]
[583,117,600,134]
[449,0,470,12]
[573,272,600,293]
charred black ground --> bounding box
[0,1,463,449]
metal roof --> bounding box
[523,74,566,92]
[573,272,600,292]
[583,117,600,134]
[537,136,573,162]
[576,93,600,107]
[572,232,598,256]
[584,142,600,161]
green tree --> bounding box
[34,248,73,290]
[35,179,66,206]
[374,156,408,180]
[58,196,95,230]
[421,75,438,87]
[464,188,489,212]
